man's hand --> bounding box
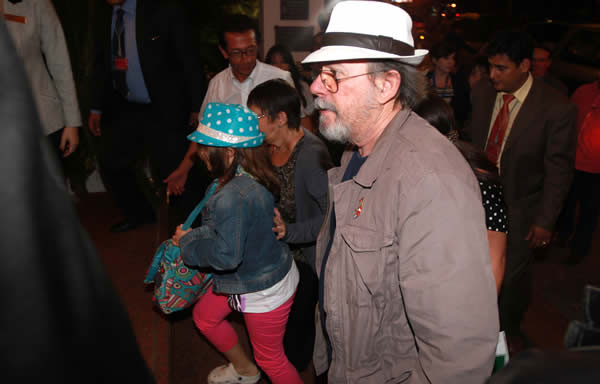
[525,225,552,248]
[164,166,189,196]
[88,112,102,136]
[60,126,79,157]
[273,208,287,240]
[189,112,199,129]
[172,224,192,247]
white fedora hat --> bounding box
[302,1,428,65]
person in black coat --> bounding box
[0,18,154,383]
[88,0,207,232]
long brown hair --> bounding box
[204,145,280,198]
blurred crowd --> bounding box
[2,0,599,383]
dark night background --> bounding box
[43,0,600,187]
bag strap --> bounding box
[181,180,219,230]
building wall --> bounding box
[260,0,329,62]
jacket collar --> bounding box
[352,107,412,188]
[501,78,543,157]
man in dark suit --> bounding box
[89,0,206,232]
[467,30,576,352]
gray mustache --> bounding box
[314,98,337,113]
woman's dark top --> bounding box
[275,136,303,261]
[480,180,508,233]
[275,129,332,271]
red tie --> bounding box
[486,94,516,164]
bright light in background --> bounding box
[450,3,457,8]
[390,0,413,3]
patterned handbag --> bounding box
[143,182,218,314]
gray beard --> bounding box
[314,97,352,143]
[319,115,352,143]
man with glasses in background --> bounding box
[303,2,499,383]
[164,15,293,197]
[532,44,568,96]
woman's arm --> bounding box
[487,230,507,294]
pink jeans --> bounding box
[193,286,302,384]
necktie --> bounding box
[112,8,128,97]
[486,94,516,164]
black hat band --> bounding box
[322,32,415,56]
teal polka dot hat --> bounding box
[187,103,265,148]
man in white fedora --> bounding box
[304,1,499,383]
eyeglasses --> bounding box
[317,70,381,93]
[255,113,266,120]
[228,46,258,60]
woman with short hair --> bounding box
[248,79,332,378]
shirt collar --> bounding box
[500,72,533,104]
[229,60,261,84]
[115,0,136,15]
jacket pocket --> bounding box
[340,225,392,295]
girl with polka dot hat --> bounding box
[173,102,303,384]
[187,103,266,148]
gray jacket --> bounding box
[314,108,499,383]
[4,0,81,135]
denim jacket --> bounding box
[180,174,292,294]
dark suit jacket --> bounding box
[467,78,577,232]
[90,0,205,174]
[0,19,154,383]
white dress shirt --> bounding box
[199,60,294,115]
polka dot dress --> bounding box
[480,181,508,233]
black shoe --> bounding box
[110,216,155,233]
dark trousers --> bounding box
[557,169,600,259]
[284,260,319,372]
[98,96,211,230]
[499,212,534,335]
[98,100,157,221]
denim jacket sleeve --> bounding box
[180,190,248,271]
